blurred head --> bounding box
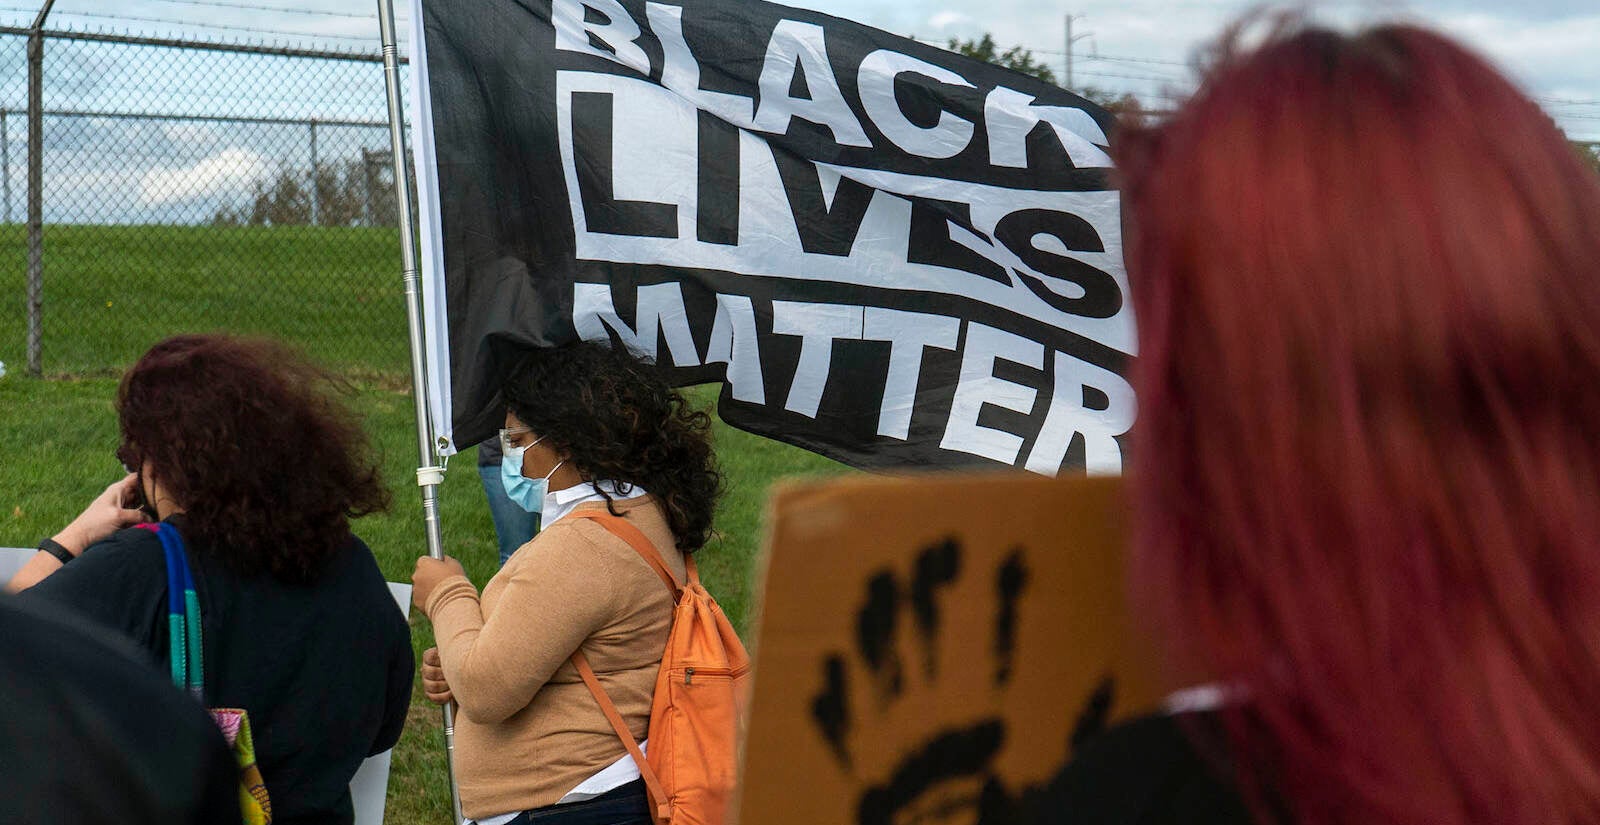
[502,341,722,551]
[1120,20,1600,825]
[116,335,389,583]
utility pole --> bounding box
[1064,13,1094,91]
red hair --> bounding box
[117,335,390,582]
[1120,22,1600,825]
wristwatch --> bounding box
[37,537,75,565]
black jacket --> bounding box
[1018,712,1254,825]
[19,520,414,825]
[0,595,242,825]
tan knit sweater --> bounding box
[425,495,683,819]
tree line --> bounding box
[211,155,403,227]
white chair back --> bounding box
[350,581,412,825]
[0,547,33,582]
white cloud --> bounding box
[12,0,1599,140]
[140,148,271,205]
[928,11,973,29]
[161,121,219,147]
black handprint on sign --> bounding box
[814,654,854,768]
[810,538,1119,825]
[859,572,904,707]
[911,538,960,680]
[994,549,1027,687]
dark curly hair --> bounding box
[502,342,722,551]
[115,335,390,582]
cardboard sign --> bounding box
[737,473,1164,825]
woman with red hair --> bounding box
[8,335,413,825]
[1054,20,1600,825]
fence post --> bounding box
[361,147,376,226]
[25,28,45,376]
[309,118,319,226]
[2,110,11,224]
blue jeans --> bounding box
[505,779,651,825]
[478,465,539,566]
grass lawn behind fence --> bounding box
[0,222,853,822]
[0,224,410,375]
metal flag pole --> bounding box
[374,0,464,822]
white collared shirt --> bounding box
[540,478,649,527]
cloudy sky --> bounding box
[1,0,1595,223]
[2,0,1596,138]
[826,0,1600,138]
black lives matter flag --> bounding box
[409,0,1135,474]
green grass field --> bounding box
[0,224,410,375]
[0,225,850,824]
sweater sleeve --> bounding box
[425,524,624,725]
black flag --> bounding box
[410,0,1135,474]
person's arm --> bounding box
[12,527,169,662]
[7,475,145,593]
[425,526,624,724]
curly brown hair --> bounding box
[502,342,722,551]
[115,335,390,582]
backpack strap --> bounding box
[150,522,205,700]
[567,510,682,598]
[572,650,672,825]
[567,510,679,824]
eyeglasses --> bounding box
[498,426,535,452]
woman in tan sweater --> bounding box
[412,342,722,825]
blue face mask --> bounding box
[501,435,564,515]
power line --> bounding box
[1075,68,1190,85]
[1540,96,1600,108]
[1084,53,1188,68]
[1028,45,1186,67]
[36,9,387,42]
[144,0,387,20]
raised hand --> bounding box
[54,473,146,555]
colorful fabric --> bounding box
[150,522,274,825]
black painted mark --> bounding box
[911,539,961,680]
[858,571,905,706]
[812,654,852,768]
[808,542,1094,825]
[993,549,1029,686]
[1069,675,1116,752]
[856,720,1006,825]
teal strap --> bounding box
[153,523,204,699]
[168,613,187,687]
[184,589,204,696]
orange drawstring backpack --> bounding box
[568,511,752,825]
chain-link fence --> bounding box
[1,25,414,377]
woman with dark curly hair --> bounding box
[9,334,414,825]
[411,341,723,825]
